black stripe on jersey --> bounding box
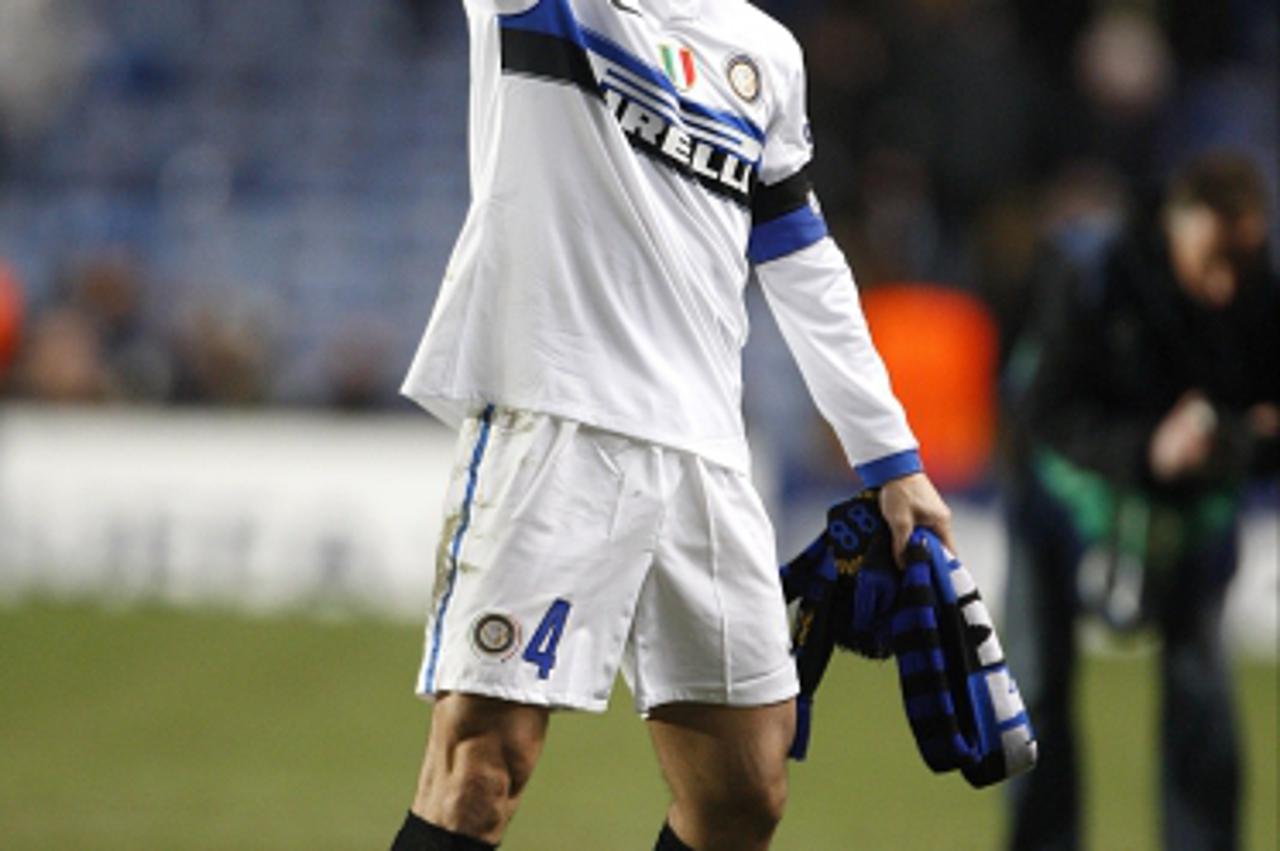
[500,28,756,209]
[603,89,756,208]
[751,168,813,224]
[501,28,600,97]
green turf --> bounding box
[0,601,1274,849]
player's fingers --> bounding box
[878,472,955,567]
[909,504,956,563]
[923,501,956,552]
[885,509,913,569]
[934,515,958,557]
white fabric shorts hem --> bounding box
[418,680,610,714]
[629,664,800,715]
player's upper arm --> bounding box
[747,39,828,267]
[464,0,540,15]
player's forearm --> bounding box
[756,236,919,480]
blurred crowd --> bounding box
[0,0,467,408]
[784,0,1275,351]
[0,0,1276,432]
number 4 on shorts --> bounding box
[523,598,571,680]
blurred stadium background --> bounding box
[0,0,1275,848]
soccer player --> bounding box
[392,1,953,849]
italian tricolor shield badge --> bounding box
[658,43,697,91]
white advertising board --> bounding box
[0,405,454,618]
[0,405,1274,655]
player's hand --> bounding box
[878,472,954,567]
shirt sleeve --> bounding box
[755,239,921,485]
[747,43,828,266]
[464,0,540,15]
[750,43,920,486]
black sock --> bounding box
[391,810,497,851]
[654,821,694,851]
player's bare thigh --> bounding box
[412,692,550,843]
[648,699,796,851]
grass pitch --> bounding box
[0,601,1274,849]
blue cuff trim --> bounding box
[748,204,827,264]
[856,449,923,488]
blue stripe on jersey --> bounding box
[422,404,497,694]
[498,0,764,144]
[500,0,586,44]
[855,448,924,488]
[747,203,828,264]
[678,87,766,144]
[582,27,765,142]
[600,82,759,171]
[603,70,745,150]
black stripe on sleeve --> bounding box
[751,167,813,224]
[501,28,600,97]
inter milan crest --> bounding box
[658,42,697,91]
[471,612,521,661]
[725,54,761,103]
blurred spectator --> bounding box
[842,148,946,285]
[6,249,176,403]
[802,0,1038,247]
[0,259,25,384]
[13,307,113,402]
[56,251,173,400]
[1000,151,1279,850]
[1067,10,1175,175]
[0,0,95,166]
[169,296,272,406]
[1076,10,1173,123]
[322,313,400,410]
[988,159,1129,367]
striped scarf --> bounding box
[781,493,1038,788]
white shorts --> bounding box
[416,406,798,713]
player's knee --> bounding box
[738,771,789,835]
[692,769,788,840]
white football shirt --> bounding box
[404,0,921,484]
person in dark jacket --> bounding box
[1001,151,1279,851]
